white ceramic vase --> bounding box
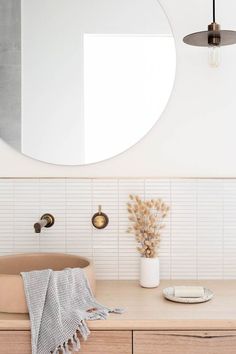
[140,257,160,288]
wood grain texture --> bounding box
[79,331,132,354]
[0,330,132,354]
[0,331,31,353]
[2,280,236,331]
[134,331,236,354]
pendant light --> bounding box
[183,0,236,67]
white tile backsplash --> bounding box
[1,178,236,279]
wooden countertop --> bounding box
[1,280,236,331]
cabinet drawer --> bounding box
[0,330,132,354]
[79,331,132,354]
[0,331,31,353]
[133,331,236,354]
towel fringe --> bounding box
[51,307,125,353]
[64,342,71,354]
[73,334,81,351]
[52,319,90,354]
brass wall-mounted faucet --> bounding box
[34,213,55,233]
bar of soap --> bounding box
[174,286,204,298]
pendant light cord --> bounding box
[213,0,216,22]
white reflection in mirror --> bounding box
[84,34,175,164]
[0,0,176,165]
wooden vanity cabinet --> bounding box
[1,330,236,354]
[133,331,236,354]
[0,331,31,353]
[78,331,132,354]
[0,330,132,354]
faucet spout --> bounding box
[34,213,55,233]
[34,219,48,233]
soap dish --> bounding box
[163,287,214,304]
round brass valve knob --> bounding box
[91,206,109,230]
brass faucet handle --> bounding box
[41,213,55,228]
[91,206,109,229]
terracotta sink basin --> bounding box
[0,253,95,314]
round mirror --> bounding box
[0,0,176,165]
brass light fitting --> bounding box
[183,0,236,67]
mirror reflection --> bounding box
[0,0,176,165]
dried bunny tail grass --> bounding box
[128,194,169,258]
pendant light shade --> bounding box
[183,29,236,47]
[183,0,236,47]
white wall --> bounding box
[0,0,236,177]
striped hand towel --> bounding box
[21,268,122,354]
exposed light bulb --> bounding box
[208,45,220,68]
